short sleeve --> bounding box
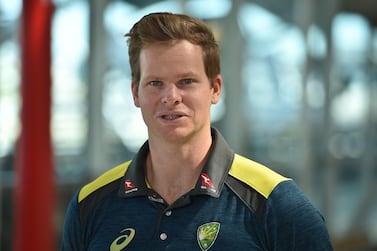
[61,191,85,251]
[263,181,333,251]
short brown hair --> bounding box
[125,12,220,85]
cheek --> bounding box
[190,98,213,114]
[138,95,158,112]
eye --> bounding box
[149,80,162,87]
[180,79,193,85]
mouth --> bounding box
[161,114,183,120]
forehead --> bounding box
[139,40,205,75]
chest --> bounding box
[83,189,267,250]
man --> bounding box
[62,12,333,250]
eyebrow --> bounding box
[142,71,200,82]
[175,71,200,79]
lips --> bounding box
[162,114,182,120]
[159,111,186,121]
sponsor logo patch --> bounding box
[200,173,216,193]
[124,179,138,194]
[110,228,135,251]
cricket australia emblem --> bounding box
[197,222,220,251]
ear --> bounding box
[211,74,222,104]
[131,81,140,107]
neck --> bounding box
[145,130,213,204]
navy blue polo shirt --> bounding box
[62,129,333,251]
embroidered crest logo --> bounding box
[197,222,220,251]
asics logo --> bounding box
[110,228,136,251]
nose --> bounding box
[161,84,182,105]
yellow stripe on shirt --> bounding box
[229,154,290,199]
[78,161,132,203]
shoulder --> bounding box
[263,179,333,250]
[226,155,333,250]
[78,160,132,203]
[226,154,291,218]
[228,154,291,198]
[75,160,132,225]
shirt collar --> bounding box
[118,128,235,198]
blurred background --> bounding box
[1,0,377,250]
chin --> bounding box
[160,127,194,142]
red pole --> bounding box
[13,0,55,250]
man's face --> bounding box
[132,40,222,143]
